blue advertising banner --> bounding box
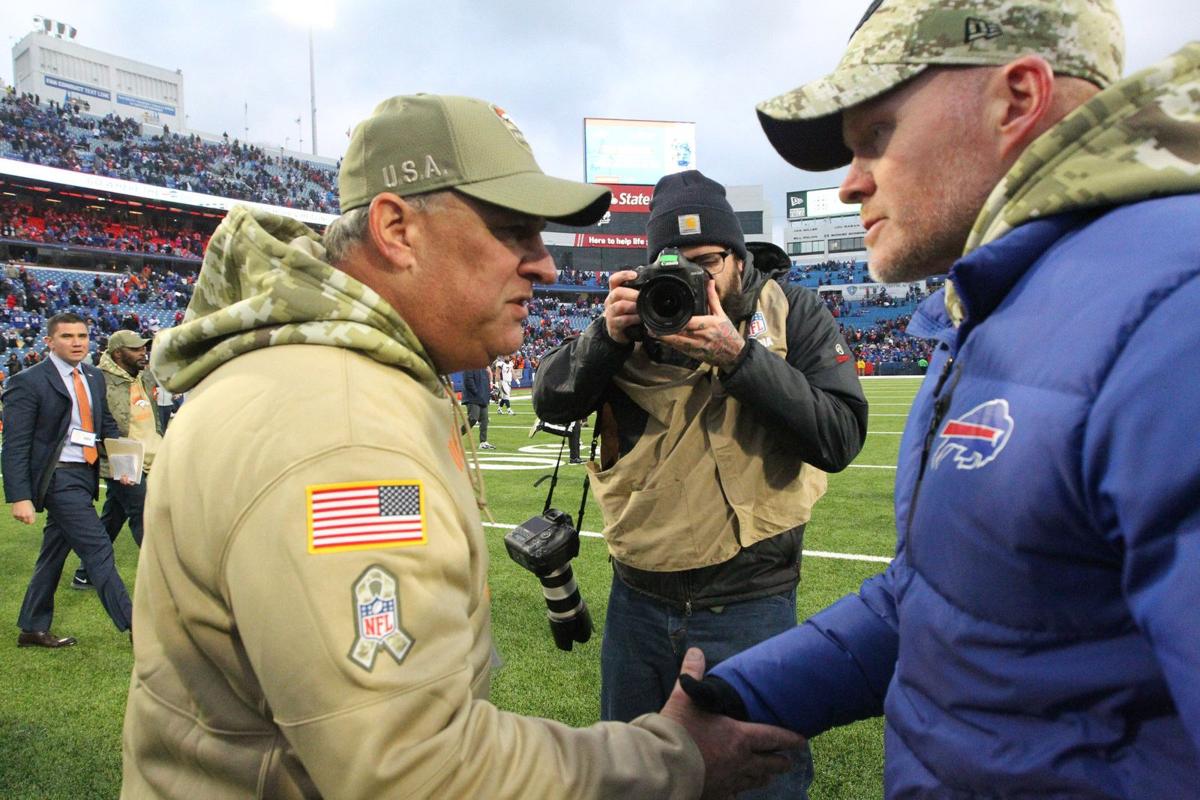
[44,75,111,101]
[117,94,177,116]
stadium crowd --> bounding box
[1,87,338,213]
[0,257,930,379]
[0,263,194,374]
[1,198,208,259]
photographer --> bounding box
[533,170,868,798]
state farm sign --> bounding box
[602,184,654,214]
[575,233,647,248]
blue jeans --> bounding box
[601,574,813,799]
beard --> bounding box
[719,275,756,323]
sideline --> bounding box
[481,522,892,564]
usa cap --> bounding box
[338,94,611,226]
[757,0,1125,171]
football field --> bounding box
[0,376,920,799]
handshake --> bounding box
[661,647,805,799]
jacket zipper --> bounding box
[906,355,959,565]
[683,570,693,617]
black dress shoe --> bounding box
[17,630,77,648]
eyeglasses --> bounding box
[690,249,733,274]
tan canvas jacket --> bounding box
[589,280,828,572]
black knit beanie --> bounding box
[645,170,747,262]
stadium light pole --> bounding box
[271,0,332,156]
[309,28,318,155]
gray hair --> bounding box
[323,190,453,266]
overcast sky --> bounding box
[3,1,1196,230]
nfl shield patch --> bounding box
[349,565,414,671]
[748,312,768,339]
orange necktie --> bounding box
[72,368,98,465]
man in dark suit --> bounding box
[2,312,133,647]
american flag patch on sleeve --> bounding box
[307,481,426,554]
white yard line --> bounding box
[481,522,892,564]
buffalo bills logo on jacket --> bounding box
[932,399,1013,471]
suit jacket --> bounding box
[460,368,491,406]
[2,358,121,510]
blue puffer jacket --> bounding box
[711,193,1200,797]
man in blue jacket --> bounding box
[683,1,1200,796]
[461,367,494,449]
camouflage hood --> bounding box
[951,42,1200,318]
[98,350,135,384]
[150,206,443,395]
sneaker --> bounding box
[568,458,585,465]
[70,575,95,591]
[479,442,496,450]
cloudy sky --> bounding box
[3,1,1196,228]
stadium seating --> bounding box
[1,92,338,213]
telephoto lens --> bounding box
[504,510,594,651]
[539,564,593,651]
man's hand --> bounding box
[655,279,746,368]
[118,476,135,486]
[660,648,806,800]
[603,270,642,344]
[11,500,35,525]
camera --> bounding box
[625,247,710,339]
[504,509,593,651]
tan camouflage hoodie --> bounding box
[949,41,1200,321]
[148,204,491,510]
[127,204,705,799]
[149,205,444,397]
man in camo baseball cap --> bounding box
[757,0,1124,170]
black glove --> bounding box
[679,673,749,722]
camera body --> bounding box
[625,247,710,339]
[504,508,580,576]
[505,509,593,651]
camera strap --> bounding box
[541,435,568,516]
[574,430,600,532]
[538,421,599,533]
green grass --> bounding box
[0,377,921,798]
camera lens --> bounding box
[639,275,694,336]
[540,563,593,651]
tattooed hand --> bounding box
[655,278,746,368]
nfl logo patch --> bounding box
[359,596,397,641]
[349,565,414,671]
[748,312,768,338]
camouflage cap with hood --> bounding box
[754,0,1200,321]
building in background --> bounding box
[12,24,185,127]
[783,187,867,267]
